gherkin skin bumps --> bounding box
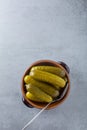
[26,92,43,102]
[30,69,66,88]
[26,84,53,102]
[31,66,65,77]
[24,65,68,103]
[25,76,59,98]
[24,75,31,84]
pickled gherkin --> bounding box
[26,92,43,102]
[30,69,66,88]
[24,65,68,103]
[25,76,59,98]
[26,84,53,102]
[31,66,65,77]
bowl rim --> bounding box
[21,59,70,109]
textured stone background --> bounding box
[0,0,87,130]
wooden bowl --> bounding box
[21,60,70,109]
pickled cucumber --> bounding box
[31,66,65,77]
[26,92,43,102]
[25,76,59,98]
[26,84,53,102]
[30,69,66,88]
[24,75,31,84]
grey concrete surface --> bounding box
[0,0,87,130]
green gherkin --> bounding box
[25,76,59,98]
[26,84,53,103]
[31,66,65,77]
[30,69,66,88]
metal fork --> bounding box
[21,83,68,130]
